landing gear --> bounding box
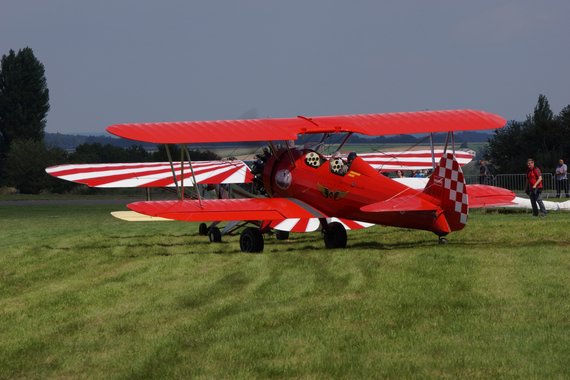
[208,226,222,243]
[323,222,347,249]
[240,227,264,253]
[275,230,290,240]
[198,223,208,236]
[438,236,448,245]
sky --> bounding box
[1,0,569,135]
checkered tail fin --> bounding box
[423,153,469,231]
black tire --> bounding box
[275,230,290,240]
[198,223,208,236]
[240,227,264,253]
[208,226,222,243]
[323,222,347,249]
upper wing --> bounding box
[107,110,505,144]
[45,160,252,188]
[128,198,328,222]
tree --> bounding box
[488,95,569,174]
[556,105,570,154]
[3,139,66,194]
[0,47,50,187]
[0,47,50,154]
[531,94,554,124]
[70,143,152,163]
[152,145,220,161]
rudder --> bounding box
[423,153,469,232]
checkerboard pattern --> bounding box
[437,153,469,226]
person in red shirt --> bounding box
[525,158,547,217]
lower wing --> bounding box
[466,184,517,208]
[128,198,328,222]
[111,211,172,222]
[46,160,252,187]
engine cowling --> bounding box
[250,146,275,196]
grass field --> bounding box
[1,203,569,378]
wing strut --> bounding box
[165,145,181,198]
[442,132,450,154]
[337,132,353,152]
[429,133,436,170]
[183,145,203,208]
[180,146,185,198]
[441,131,456,156]
[285,140,297,168]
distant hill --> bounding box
[45,130,494,151]
[45,133,157,151]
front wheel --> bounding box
[240,227,264,253]
[323,222,347,249]
[208,226,222,243]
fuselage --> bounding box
[259,147,450,234]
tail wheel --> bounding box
[275,230,290,240]
[323,222,347,249]
[208,226,222,243]
[198,223,208,236]
[240,227,264,253]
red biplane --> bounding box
[48,109,514,252]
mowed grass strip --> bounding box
[0,204,569,378]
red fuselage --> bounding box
[261,147,450,235]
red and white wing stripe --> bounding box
[270,218,322,232]
[357,149,474,172]
[328,217,374,230]
[270,217,374,232]
[46,160,253,188]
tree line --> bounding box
[0,48,218,194]
[487,95,570,174]
[1,47,568,193]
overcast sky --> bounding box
[1,1,569,135]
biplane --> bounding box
[47,109,515,252]
[47,148,477,238]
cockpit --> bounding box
[303,149,357,177]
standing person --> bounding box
[555,159,569,198]
[479,160,490,184]
[525,158,547,217]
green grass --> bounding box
[1,204,569,379]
